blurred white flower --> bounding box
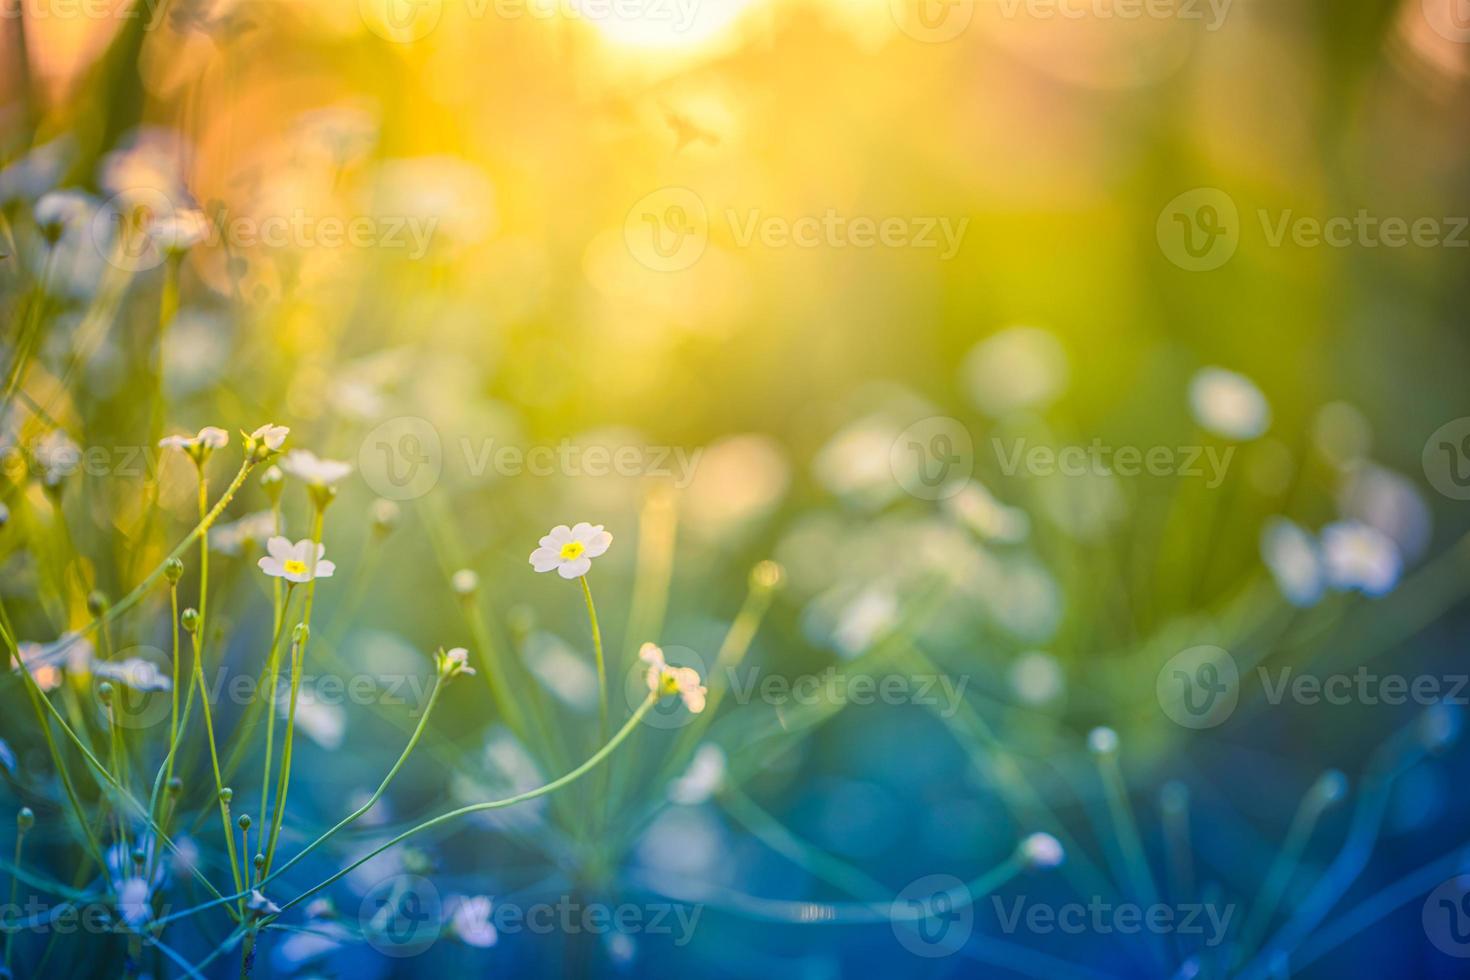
[447,895,498,948]
[1321,520,1401,597]
[34,430,81,486]
[94,658,171,692]
[831,586,898,659]
[211,511,276,556]
[0,138,72,204]
[258,537,336,583]
[169,836,200,878]
[961,327,1069,418]
[1337,463,1431,562]
[640,643,707,713]
[279,690,346,751]
[279,449,352,487]
[813,416,903,510]
[669,744,726,805]
[100,127,190,203]
[15,635,94,690]
[1260,517,1325,608]
[247,423,290,453]
[522,631,598,712]
[117,878,152,929]
[529,522,612,580]
[1009,651,1064,706]
[943,479,1029,543]
[1020,832,1065,869]
[33,190,92,239]
[146,208,211,253]
[1189,367,1270,440]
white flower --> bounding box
[832,586,898,659]
[448,895,498,948]
[1189,367,1271,441]
[158,426,229,462]
[247,890,281,917]
[1009,651,1064,706]
[1321,520,1401,597]
[248,423,290,453]
[943,480,1029,543]
[94,658,171,692]
[1260,517,1325,608]
[640,643,707,714]
[279,449,352,487]
[436,646,476,679]
[1019,832,1065,869]
[146,208,211,253]
[961,326,1069,418]
[117,877,152,929]
[211,511,276,557]
[34,430,81,486]
[669,744,726,805]
[33,190,92,237]
[529,523,613,580]
[257,536,336,584]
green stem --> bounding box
[256,587,296,848]
[262,508,323,875]
[190,624,243,902]
[263,680,443,885]
[157,693,660,929]
[270,693,656,917]
[579,575,608,744]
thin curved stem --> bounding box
[579,575,608,744]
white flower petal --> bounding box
[530,547,562,572]
[556,556,591,579]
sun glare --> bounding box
[567,0,764,49]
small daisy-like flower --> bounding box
[94,658,171,692]
[447,895,498,948]
[1189,367,1271,441]
[529,523,612,580]
[279,449,352,487]
[639,643,707,714]
[435,647,476,680]
[1260,517,1324,608]
[244,423,290,461]
[159,426,229,466]
[1321,520,1401,597]
[257,536,336,584]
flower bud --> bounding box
[167,777,183,797]
[131,848,146,868]
[237,814,251,831]
[17,807,34,833]
[97,682,114,705]
[253,853,266,874]
[292,623,310,646]
[750,560,785,593]
[219,787,233,805]
[164,558,185,584]
[370,499,400,536]
[181,608,200,633]
[86,590,109,617]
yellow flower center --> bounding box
[559,541,585,560]
[283,559,308,576]
[658,670,680,695]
